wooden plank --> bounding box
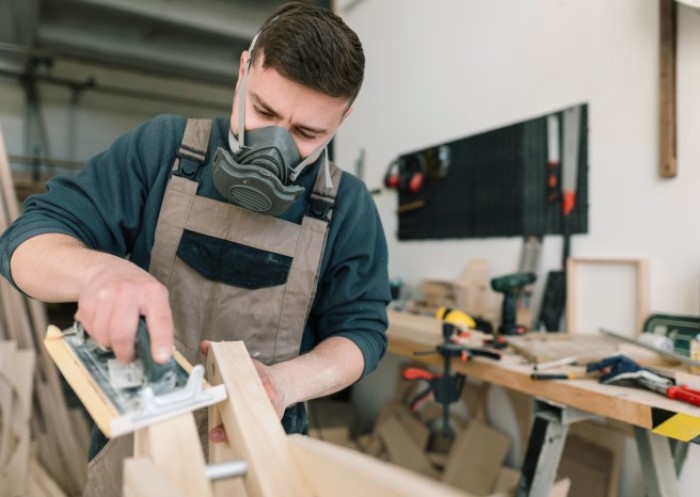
[377,415,439,478]
[133,413,214,497]
[44,324,223,438]
[288,434,469,497]
[0,343,35,497]
[43,325,117,436]
[207,341,309,497]
[442,420,511,495]
[659,0,677,178]
[29,458,70,497]
[123,457,190,497]
[35,381,87,494]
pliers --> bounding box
[586,354,700,407]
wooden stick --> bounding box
[659,0,677,178]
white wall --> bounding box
[336,1,700,496]
[336,0,700,317]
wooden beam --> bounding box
[133,414,214,497]
[288,434,468,497]
[659,0,677,178]
[207,341,310,497]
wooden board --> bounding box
[289,434,468,497]
[123,457,191,497]
[0,341,35,497]
[507,334,620,365]
[442,420,511,495]
[43,325,225,437]
[133,414,213,497]
[207,341,309,497]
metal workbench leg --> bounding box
[634,427,680,497]
[515,400,595,497]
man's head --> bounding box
[217,2,364,215]
[251,1,365,103]
[230,1,365,160]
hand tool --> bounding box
[490,272,537,335]
[530,371,591,381]
[599,328,700,369]
[44,318,227,437]
[533,356,578,371]
[546,114,561,203]
[409,320,501,437]
[586,354,700,408]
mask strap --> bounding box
[288,135,334,188]
[236,31,259,151]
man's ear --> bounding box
[235,51,249,91]
[341,105,354,124]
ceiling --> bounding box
[0,0,331,86]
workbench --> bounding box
[386,310,700,497]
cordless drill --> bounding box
[490,272,536,335]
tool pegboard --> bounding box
[391,104,588,240]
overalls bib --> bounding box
[82,119,341,497]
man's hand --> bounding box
[200,340,287,444]
[76,258,174,363]
[10,233,174,364]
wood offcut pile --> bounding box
[0,124,89,497]
[309,359,627,497]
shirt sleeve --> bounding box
[0,115,183,289]
[309,173,391,378]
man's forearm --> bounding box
[11,233,113,302]
[269,336,365,409]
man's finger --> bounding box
[199,340,211,357]
[144,308,174,364]
[208,425,228,443]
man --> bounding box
[0,2,390,495]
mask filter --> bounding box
[212,126,305,216]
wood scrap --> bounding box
[377,415,440,479]
[442,419,511,495]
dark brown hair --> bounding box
[251,1,365,102]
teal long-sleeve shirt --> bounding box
[0,114,390,377]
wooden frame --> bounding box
[566,257,649,335]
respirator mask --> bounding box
[212,32,333,216]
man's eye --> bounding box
[256,107,274,118]
[295,129,315,140]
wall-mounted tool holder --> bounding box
[391,104,588,241]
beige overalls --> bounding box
[82,119,341,497]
